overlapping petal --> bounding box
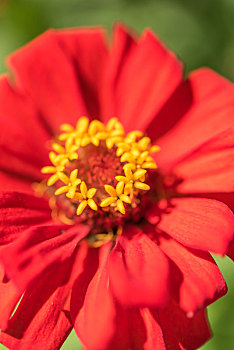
[0,76,50,190]
[109,306,165,350]
[71,243,116,350]
[173,128,234,193]
[148,197,234,255]
[156,299,211,350]
[0,191,51,245]
[58,27,108,120]
[0,259,74,350]
[8,30,89,134]
[0,263,22,331]
[101,24,183,131]
[0,223,89,293]
[155,68,234,170]
[159,237,227,312]
[109,226,169,307]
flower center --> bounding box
[39,117,160,246]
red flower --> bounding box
[0,24,233,350]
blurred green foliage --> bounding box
[0,0,233,349]
[0,0,234,80]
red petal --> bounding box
[155,299,211,350]
[140,308,166,350]
[0,263,21,331]
[156,68,234,170]
[101,24,182,130]
[227,240,234,261]
[159,236,227,312]
[109,226,169,307]
[152,197,234,255]
[109,306,166,350]
[0,171,34,193]
[172,128,234,193]
[0,76,50,188]
[0,191,51,245]
[0,257,75,350]
[0,223,88,293]
[100,23,137,123]
[58,27,108,120]
[72,243,116,350]
[0,75,50,141]
[0,114,48,183]
[8,30,88,134]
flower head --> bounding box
[0,24,233,350]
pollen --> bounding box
[40,117,159,226]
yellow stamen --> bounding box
[89,120,104,136]
[106,117,118,131]
[60,123,74,132]
[88,198,97,211]
[41,166,56,174]
[100,197,116,207]
[116,181,124,196]
[150,145,160,153]
[87,188,97,198]
[41,116,159,218]
[137,151,149,164]
[80,181,88,197]
[57,172,69,184]
[104,185,116,197]
[76,117,89,134]
[120,194,131,204]
[134,182,150,191]
[120,152,134,163]
[133,169,146,180]
[52,143,65,154]
[138,137,151,150]
[117,199,125,214]
[54,186,69,195]
[70,192,83,200]
[142,162,157,169]
[70,169,78,182]
[47,174,59,186]
[124,182,132,195]
[77,200,88,215]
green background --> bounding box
[0,0,233,349]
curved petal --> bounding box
[8,30,89,134]
[0,114,48,183]
[173,128,234,193]
[0,191,51,245]
[0,75,50,140]
[0,223,89,293]
[0,263,21,331]
[100,24,137,124]
[101,24,183,131]
[150,197,234,255]
[227,240,234,261]
[0,258,74,350]
[109,226,169,307]
[139,308,166,350]
[108,307,145,350]
[0,75,50,187]
[58,27,108,120]
[109,306,166,350]
[156,68,234,170]
[0,171,34,193]
[72,243,116,350]
[155,299,211,350]
[159,236,227,313]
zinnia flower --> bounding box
[0,24,233,350]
